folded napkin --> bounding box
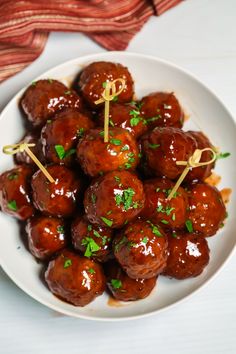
[0,0,183,82]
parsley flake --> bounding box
[185,220,193,233]
[8,172,18,181]
[115,188,136,211]
[88,268,96,274]
[142,236,148,244]
[77,127,85,138]
[7,200,17,211]
[216,152,231,160]
[57,226,64,233]
[149,143,160,149]
[101,216,113,227]
[64,90,71,95]
[110,138,121,146]
[121,145,129,151]
[54,145,76,159]
[82,237,101,257]
[111,279,122,289]
[91,193,97,204]
[64,259,72,268]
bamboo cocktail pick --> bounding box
[167,148,217,200]
[95,78,126,142]
[2,142,55,183]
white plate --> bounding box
[0,52,235,321]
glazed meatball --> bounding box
[0,165,34,220]
[71,215,113,262]
[140,127,197,180]
[31,165,81,217]
[77,61,134,108]
[21,79,83,127]
[84,171,145,228]
[77,127,140,177]
[141,177,189,229]
[140,92,184,129]
[106,261,157,301]
[187,131,215,181]
[15,132,45,166]
[163,233,210,279]
[98,102,147,139]
[188,182,226,237]
[26,216,67,260]
[45,249,105,306]
[113,219,168,279]
[41,108,94,165]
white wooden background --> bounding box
[0,0,236,353]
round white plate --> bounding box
[0,52,235,321]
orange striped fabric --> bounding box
[0,0,183,82]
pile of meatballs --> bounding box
[0,61,227,307]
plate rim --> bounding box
[0,51,235,321]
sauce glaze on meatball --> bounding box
[45,249,105,306]
[113,219,168,279]
[84,170,145,229]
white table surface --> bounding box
[0,0,236,353]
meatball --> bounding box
[98,102,147,139]
[141,177,189,229]
[106,261,157,301]
[41,108,94,165]
[140,127,197,180]
[77,127,140,177]
[21,79,83,127]
[71,215,113,262]
[45,249,105,306]
[84,171,145,229]
[0,165,34,220]
[77,61,134,108]
[113,219,168,279]
[188,182,226,237]
[163,233,210,279]
[140,92,184,129]
[14,132,45,167]
[187,131,215,181]
[31,165,81,217]
[26,216,67,260]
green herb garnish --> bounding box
[185,220,193,233]
[64,259,72,268]
[88,268,96,274]
[57,226,64,233]
[64,90,71,95]
[82,237,101,257]
[8,173,18,181]
[216,152,231,160]
[7,200,17,211]
[54,145,76,160]
[111,279,122,289]
[142,236,148,244]
[149,143,160,149]
[77,127,85,138]
[110,138,121,146]
[101,216,113,227]
[91,193,97,204]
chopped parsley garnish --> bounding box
[114,176,121,183]
[185,220,193,233]
[121,145,129,151]
[216,152,231,160]
[64,90,71,95]
[142,236,148,244]
[114,236,127,252]
[110,138,121,146]
[54,145,76,159]
[172,213,176,221]
[112,96,118,102]
[7,200,17,211]
[145,115,162,124]
[99,131,104,137]
[106,210,112,215]
[82,237,101,257]
[57,226,64,233]
[87,224,92,232]
[115,187,136,211]
[91,193,97,204]
[64,259,72,268]
[88,268,96,274]
[77,127,85,138]
[147,220,162,237]
[111,279,122,289]
[101,216,113,227]
[129,107,145,127]
[109,119,115,127]
[161,219,169,225]
[102,82,107,88]
[31,81,37,86]
[156,205,175,216]
[172,232,177,238]
[8,172,18,181]
[149,143,160,149]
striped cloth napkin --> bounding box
[0,0,183,83]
